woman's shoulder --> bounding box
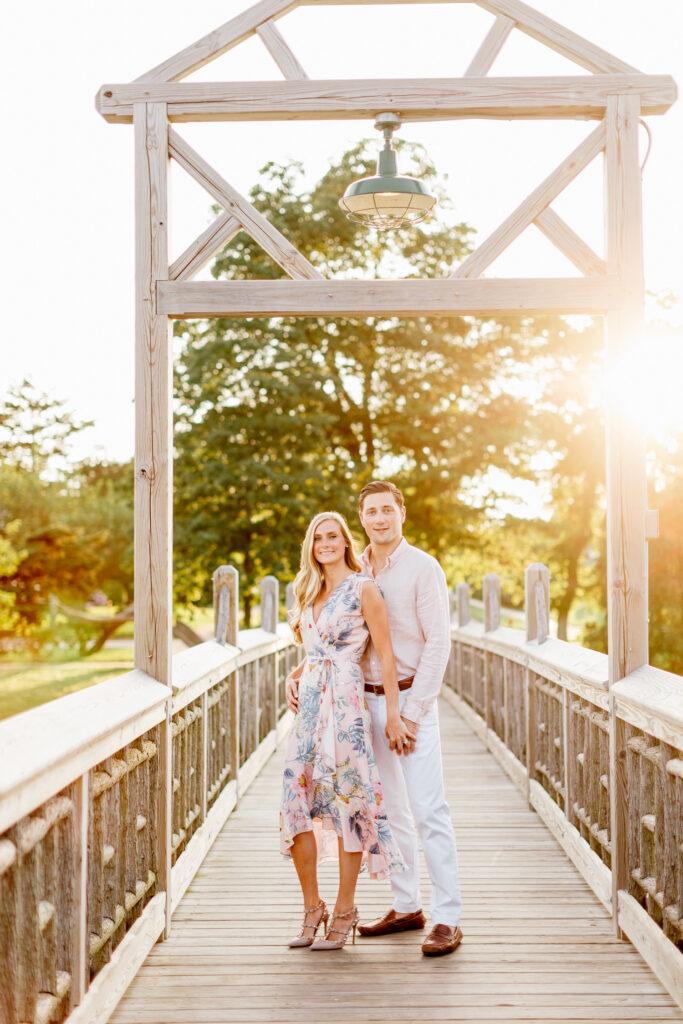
[355,574,383,600]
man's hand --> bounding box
[398,716,419,756]
[386,715,419,755]
[285,670,300,713]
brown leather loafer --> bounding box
[421,923,463,956]
[357,908,426,937]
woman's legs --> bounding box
[290,831,325,938]
[334,837,362,915]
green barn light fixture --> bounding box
[339,112,437,230]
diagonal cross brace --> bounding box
[168,129,322,281]
[450,120,606,279]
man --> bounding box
[354,479,462,956]
[286,480,462,956]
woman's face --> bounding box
[312,519,346,569]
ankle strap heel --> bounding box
[288,899,328,948]
[310,906,359,951]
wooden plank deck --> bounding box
[112,700,681,1024]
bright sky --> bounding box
[2,0,681,464]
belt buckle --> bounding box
[373,683,382,697]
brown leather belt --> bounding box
[364,677,414,697]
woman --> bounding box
[280,511,410,951]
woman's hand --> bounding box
[285,670,300,713]
[385,714,415,756]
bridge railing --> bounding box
[444,564,682,1009]
[0,566,298,1024]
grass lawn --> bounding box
[0,605,217,722]
[0,647,135,722]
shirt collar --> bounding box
[361,537,408,573]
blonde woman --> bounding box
[280,511,410,951]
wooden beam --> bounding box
[156,277,622,317]
[168,129,322,281]
[604,93,648,686]
[135,0,298,82]
[464,15,515,77]
[473,0,638,73]
[451,121,606,279]
[95,75,678,124]
[256,22,308,79]
[603,94,647,932]
[534,208,606,277]
[134,101,172,685]
[134,102,173,935]
[169,211,241,282]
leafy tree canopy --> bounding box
[173,142,551,619]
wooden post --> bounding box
[285,582,295,612]
[456,583,470,627]
[525,563,550,643]
[261,576,279,734]
[482,575,499,729]
[604,95,647,931]
[213,566,240,802]
[71,773,89,1004]
[199,691,208,824]
[260,576,279,633]
[213,565,239,645]
[483,574,501,632]
[134,100,172,937]
[483,574,501,729]
[525,668,535,808]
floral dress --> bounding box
[280,572,404,879]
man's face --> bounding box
[359,492,406,547]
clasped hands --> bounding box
[285,670,418,756]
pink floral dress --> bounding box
[279,572,404,878]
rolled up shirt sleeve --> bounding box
[401,560,451,725]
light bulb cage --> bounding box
[339,113,437,230]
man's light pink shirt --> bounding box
[360,538,451,724]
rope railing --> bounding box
[444,564,683,1009]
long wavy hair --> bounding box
[289,511,362,643]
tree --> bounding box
[174,143,535,621]
[0,378,93,476]
[0,466,104,630]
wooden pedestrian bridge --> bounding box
[1,563,681,1024]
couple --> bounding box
[280,480,462,956]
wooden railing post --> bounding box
[483,574,501,633]
[261,576,279,735]
[525,564,549,808]
[605,94,648,933]
[483,574,501,729]
[525,563,550,643]
[71,773,89,1004]
[455,583,470,698]
[213,565,239,645]
[260,576,279,633]
[213,566,240,803]
[133,100,173,938]
[456,583,470,627]
[285,582,295,613]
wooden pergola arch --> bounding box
[97,2,676,915]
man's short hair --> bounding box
[358,480,405,512]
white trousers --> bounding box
[367,691,462,927]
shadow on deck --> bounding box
[112,699,679,1024]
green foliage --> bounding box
[173,143,539,619]
[0,378,93,476]
[0,458,133,641]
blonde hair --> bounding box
[289,512,362,643]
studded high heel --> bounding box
[310,905,359,950]
[288,899,329,948]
